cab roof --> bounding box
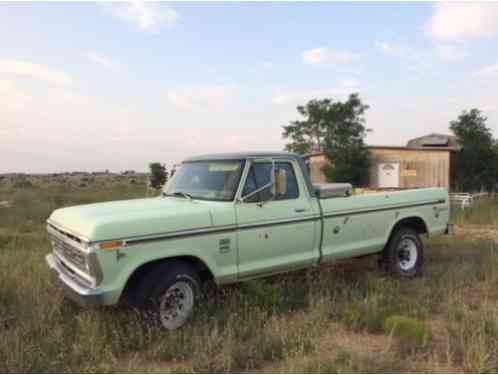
[184,152,303,162]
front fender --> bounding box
[96,233,238,304]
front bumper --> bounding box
[46,253,107,307]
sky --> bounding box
[2,1,498,173]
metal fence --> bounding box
[449,192,492,209]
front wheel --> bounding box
[380,227,424,277]
[132,261,201,330]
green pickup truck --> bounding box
[46,152,450,329]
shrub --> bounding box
[341,293,399,334]
[242,280,280,309]
[12,175,33,189]
[344,302,396,333]
[384,315,431,352]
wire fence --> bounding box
[449,191,494,209]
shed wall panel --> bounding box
[368,148,450,189]
[306,148,451,189]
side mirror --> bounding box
[272,168,287,197]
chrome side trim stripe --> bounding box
[117,199,446,246]
[237,215,319,230]
[126,224,238,245]
[322,199,445,219]
[125,217,320,246]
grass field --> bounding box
[1,176,497,373]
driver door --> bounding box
[235,160,318,279]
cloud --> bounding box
[272,80,360,105]
[374,41,409,59]
[435,44,466,62]
[105,1,178,32]
[262,61,273,70]
[473,63,498,79]
[0,59,73,86]
[302,47,359,66]
[374,41,435,72]
[0,80,33,110]
[86,51,116,70]
[166,85,239,111]
[425,2,498,41]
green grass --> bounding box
[1,177,498,372]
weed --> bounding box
[241,279,280,309]
[451,196,498,226]
[444,296,498,372]
[384,315,431,352]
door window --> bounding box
[241,162,299,202]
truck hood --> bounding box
[48,197,216,242]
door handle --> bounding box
[295,208,307,213]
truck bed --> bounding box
[317,187,449,260]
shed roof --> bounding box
[304,144,455,159]
[406,133,461,150]
[367,145,455,152]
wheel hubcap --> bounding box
[159,281,194,329]
[397,238,417,271]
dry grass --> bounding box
[0,176,497,372]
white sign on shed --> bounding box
[378,163,399,188]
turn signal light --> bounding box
[98,240,124,249]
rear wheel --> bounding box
[380,227,424,277]
[131,261,201,330]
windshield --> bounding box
[164,160,244,201]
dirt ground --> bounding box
[456,224,498,243]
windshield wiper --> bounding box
[165,191,193,201]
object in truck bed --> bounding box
[314,183,353,198]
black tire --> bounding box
[380,227,424,277]
[131,260,201,330]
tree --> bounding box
[450,109,498,191]
[282,93,370,185]
[148,162,168,189]
[282,99,330,154]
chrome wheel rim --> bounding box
[159,281,194,330]
[397,238,417,271]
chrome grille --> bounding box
[49,232,87,271]
[56,255,92,287]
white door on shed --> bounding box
[378,163,399,188]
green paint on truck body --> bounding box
[46,152,449,306]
